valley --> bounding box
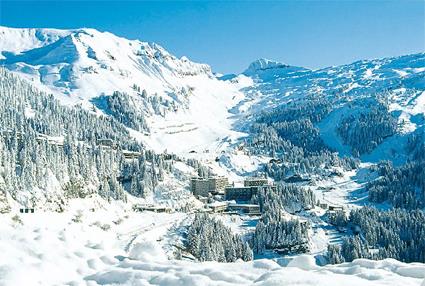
[0,26,424,286]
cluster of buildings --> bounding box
[190,176,272,200]
[190,175,274,216]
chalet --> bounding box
[2,130,23,139]
[322,186,336,192]
[275,243,309,255]
[197,196,209,204]
[35,134,64,147]
[3,131,66,148]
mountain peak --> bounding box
[247,58,289,70]
[0,26,214,105]
[243,58,308,76]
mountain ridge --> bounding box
[0,26,425,285]
[0,26,424,159]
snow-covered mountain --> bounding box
[231,53,425,163]
[0,26,248,154]
[1,26,425,286]
[0,26,212,103]
[1,26,424,206]
[1,26,424,158]
[239,53,425,116]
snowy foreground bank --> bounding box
[1,201,424,286]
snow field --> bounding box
[1,197,424,286]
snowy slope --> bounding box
[0,27,71,57]
[1,26,425,286]
[0,205,424,286]
[1,26,424,182]
[0,26,212,104]
[2,26,423,158]
[0,26,247,154]
[232,54,425,160]
[240,54,425,114]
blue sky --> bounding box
[1,1,424,74]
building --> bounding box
[225,177,274,201]
[161,153,175,161]
[244,177,269,187]
[318,202,328,209]
[97,138,117,149]
[209,176,229,194]
[190,177,211,197]
[207,201,228,213]
[225,187,255,201]
[190,176,229,198]
[329,205,344,211]
[225,184,274,202]
[228,203,261,215]
[133,204,173,213]
[284,174,311,183]
[122,150,142,160]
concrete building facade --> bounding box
[190,176,229,197]
[208,176,229,194]
[244,177,269,187]
[225,187,256,201]
[228,203,261,215]
[190,177,211,197]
